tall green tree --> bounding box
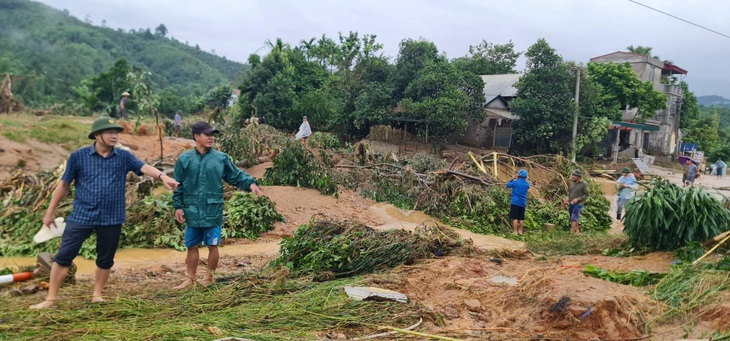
[452,40,521,75]
[390,39,443,101]
[509,39,575,154]
[679,81,699,128]
[399,59,485,140]
[586,62,667,121]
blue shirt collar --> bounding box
[88,143,118,156]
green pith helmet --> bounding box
[88,117,123,139]
[621,167,632,173]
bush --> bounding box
[624,178,730,250]
[307,132,340,149]
[262,140,338,195]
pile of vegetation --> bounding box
[224,192,283,240]
[350,154,612,235]
[624,178,730,250]
[0,179,283,258]
[218,123,290,167]
[262,140,338,195]
[272,219,469,278]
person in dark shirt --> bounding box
[566,171,589,234]
[30,117,179,309]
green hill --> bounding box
[0,0,246,106]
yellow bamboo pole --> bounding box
[493,152,498,177]
[693,234,730,265]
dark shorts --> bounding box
[54,221,122,269]
[569,204,584,222]
[509,204,526,220]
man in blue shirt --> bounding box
[506,169,530,235]
[30,117,179,310]
[615,167,638,220]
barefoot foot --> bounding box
[29,300,55,310]
[91,295,105,303]
[173,279,194,290]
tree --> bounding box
[626,45,653,56]
[679,81,699,128]
[399,61,485,140]
[155,24,168,37]
[452,40,521,75]
[391,39,443,101]
[509,39,575,154]
[586,62,667,121]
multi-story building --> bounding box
[590,51,687,158]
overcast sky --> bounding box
[37,0,730,98]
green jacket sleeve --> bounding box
[172,157,185,209]
[222,154,256,191]
[580,183,590,203]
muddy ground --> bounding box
[2,128,730,340]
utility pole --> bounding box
[571,68,581,163]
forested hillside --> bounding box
[0,0,245,105]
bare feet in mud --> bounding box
[29,300,55,310]
[173,279,194,290]
[91,295,105,303]
[201,277,214,286]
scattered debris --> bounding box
[344,286,408,303]
[550,296,571,313]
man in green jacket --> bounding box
[567,171,589,234]
[172,122,262,289]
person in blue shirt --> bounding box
[615,167,638,220]
[30,117,179,310]
[506,169,530,235]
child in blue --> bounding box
[506,169,530,235]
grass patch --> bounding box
[0,113,89,150]
[524,230,628,256]
[0,275,422,341]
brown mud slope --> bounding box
[370,257,659,340]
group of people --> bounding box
[30,117,261,309]
[506,169,590,235]
[507,167,641,235]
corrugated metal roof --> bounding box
[480,74,521,98]
[486,108,519,120]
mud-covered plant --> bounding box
[624,178,730,250]
[582,265,665,286]
[262,139,338,195]
[124,193,184,251]
[224,192,283,240]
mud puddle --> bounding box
[369,203,525,251]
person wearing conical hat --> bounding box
[119,91,130,120]
[30,117,179,310]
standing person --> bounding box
[172,122,263,290]
[506,169,530,235]
[615,167,638,220]
[295,116,312,145]
[567,171,589,234]
[715,159,726,178]
[119,92,130,120]
[30,117,179,309]
[686,161,700,186]
[173,111,182,138]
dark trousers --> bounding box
[54,221,122,269]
